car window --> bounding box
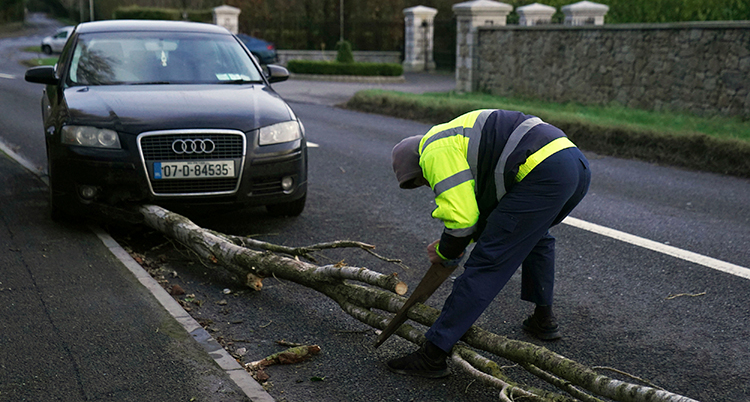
[67,31,264,86]
[55,29,76,74]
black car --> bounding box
[236,34,277,65]
[25,20,307,220]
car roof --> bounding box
[74,20,232,35]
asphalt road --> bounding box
[2,16,750,402]
[0,13,58,175]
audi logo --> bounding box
[172,139,216,154]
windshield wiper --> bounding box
[219,79,263,84]
[128,81,173,85]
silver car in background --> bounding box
[41,26,74,54]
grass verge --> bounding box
[344,90,750,179]
[22,57,58,67]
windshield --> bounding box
[67,31,263,86]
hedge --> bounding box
[286,60,403,77]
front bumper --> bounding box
[48,128,307,216]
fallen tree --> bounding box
[139,204,700,402]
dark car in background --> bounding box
[236,33,277,65]
[25,20,307,220]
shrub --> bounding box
[185,10,212,23]
[286,60,403,76]
[0,0,24,23]
[335,40,354,64]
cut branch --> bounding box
[224,234,408,268]
[138,204,701,402]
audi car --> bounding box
[25,20,307,220]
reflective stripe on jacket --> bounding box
[418,109,576,259]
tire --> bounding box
[42,45,52,55]
[265,195,306,217]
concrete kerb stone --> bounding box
[91,226,276,402]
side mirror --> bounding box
[265,64,289,84]
[25,66,58,85]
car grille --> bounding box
[140,133,244,161]
[138,130,246,196]
[251,179,283,196]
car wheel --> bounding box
[266,195,306,217]
[42,45,52,55]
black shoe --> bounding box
[522,308,562,341]
[386,342,450,378]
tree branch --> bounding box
[138,204,701,402]
[223,233,409,269]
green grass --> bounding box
[22,57,58,67]
[354,90,750,143]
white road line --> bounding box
[0,73,16,79]
[307,141,319,148]
[563,216,750,280]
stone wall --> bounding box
[476,21,750,118]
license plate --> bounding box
[153,161,235,179]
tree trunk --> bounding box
[138,204,700,402]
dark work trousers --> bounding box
[425,146,591,353]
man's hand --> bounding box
[427,239,443,264]
[428,239,464,267]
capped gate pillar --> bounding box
[453,0,513,92]
[517,2,556,26]
[403,6,438,72]
[213,5,241,34]
[561,1,609,26]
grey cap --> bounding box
[391,135,423,189]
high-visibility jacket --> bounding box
[418,109,577,260]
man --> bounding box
[388,109,590,378]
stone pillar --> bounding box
[403,6,438,72]
[561,1,609,26]
[453,0,513,92]
[517,3,556,26]
[213,5,241,34]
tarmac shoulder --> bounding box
[0,153,267,401]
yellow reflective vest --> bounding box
[418,110,576,259]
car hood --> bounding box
[63,84,295,134]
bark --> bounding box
[245,345,321,383]
[138,204,701,402]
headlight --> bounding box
[258,121,301,145]
[61,126,121,149]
